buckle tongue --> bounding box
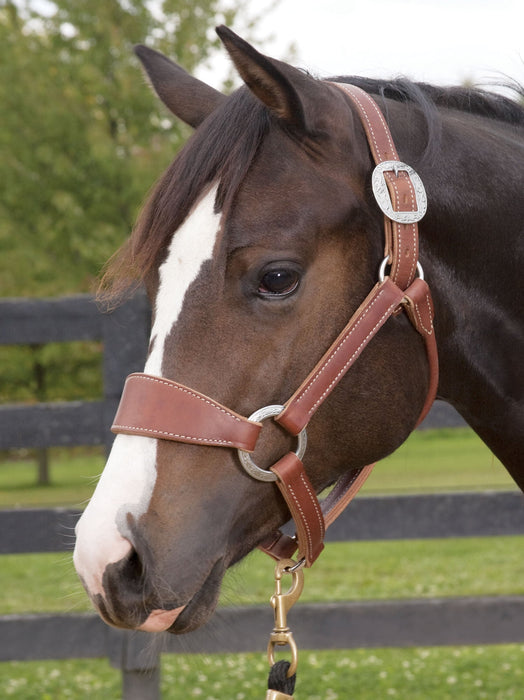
[372,160,427,224]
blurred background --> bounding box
[0,1,522,697]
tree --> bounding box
[0,0,268,297]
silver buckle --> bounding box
[372,161,427,224]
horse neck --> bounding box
[416,110,524,477]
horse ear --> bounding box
[134,45,226,128]
[216,26,308,131]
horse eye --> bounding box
[258,268,300,297]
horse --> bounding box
[73,26,524,635]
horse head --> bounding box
[73,27,431,633]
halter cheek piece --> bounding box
[111,84,439,568]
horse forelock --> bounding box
[100,88,271,300]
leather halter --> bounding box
[111,84,439,569]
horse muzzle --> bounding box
[74,519,225,633]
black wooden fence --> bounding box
[0,294,150,453]
[2,294,524,700]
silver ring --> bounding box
[378,257,424,283]
[237,405,307,482]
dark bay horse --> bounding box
[74,27,524,634]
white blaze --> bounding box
[74,186,222,600]
[146,184,221,376]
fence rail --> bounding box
[0,294,150,452]
[2,491,524,556]
[1,294,521,699]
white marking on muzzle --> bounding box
[74,186,222,605]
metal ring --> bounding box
[285,557,306,573]
[237,405,307,482]
[378,257,424,283]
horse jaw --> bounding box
[73,186,223,628]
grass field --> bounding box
[3,644,524,699]
[0,427,514,509]
[1,427,523,698]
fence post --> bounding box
[32,344,51,485]
[101,291,150,454]
[122,668,161,700]
[108,628,161,700]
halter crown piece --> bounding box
[112,83,438,568]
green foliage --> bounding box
[0,341,103,403]
[0,0,261,297]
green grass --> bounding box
[2,645,524,699]
[3,536,524,616]
[0,448,105,508]
[362,428,511,494]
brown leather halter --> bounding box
[111,84,439,569]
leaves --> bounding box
[0,0,266,296]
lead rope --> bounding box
[267,662,296,699]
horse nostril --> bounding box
[122,546,147,584]
[104,544,147,596]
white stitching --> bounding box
[386,173,418,284]
[308,299,400,415]
[112,424,234,445]
[413,294,434,336]
[341,84,397,159]
[293,287,392,407]
[132,374,243,423]
[286,483,314,557]
[299,471,325,540]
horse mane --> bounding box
[332,76,524,166]
[100,75,524,301]
[334,76,524,125]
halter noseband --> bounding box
[111,84,439,568]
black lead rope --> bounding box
[268,660,296,696]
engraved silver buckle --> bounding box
[237,405,307,482]
[372,161,427,224]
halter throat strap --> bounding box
[111,84,438,568]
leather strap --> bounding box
[277,278,405,436]
[258,463,375,564]
[112,373,262,452]
[333,83,420,290]
[401,278,439,425]
[270,452,325,566]
[321,463,376,529]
